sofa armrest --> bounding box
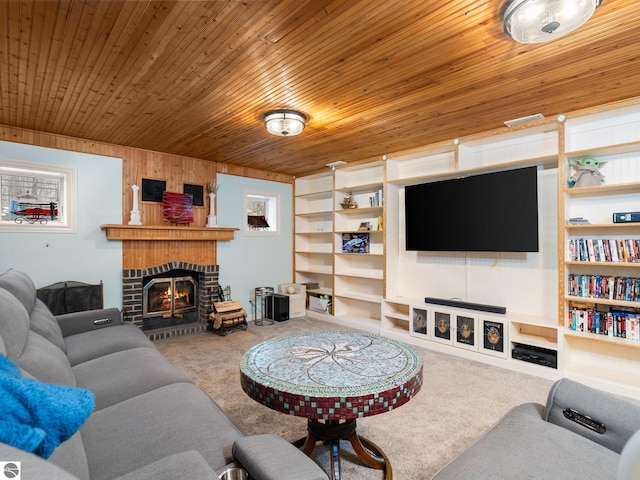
[55,308,123,337]
[233,434,328,480]
[544,378,640,454]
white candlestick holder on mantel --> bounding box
[206,192,217,228]
[128,184,142,225]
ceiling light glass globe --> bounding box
[504,0,601,44]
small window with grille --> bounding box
[243,189,280,236]
[0,159,76,232]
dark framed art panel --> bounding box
[454,313,478,351]
[410,306,430,340]
[479,316,508,358]
[431,309,454,345]
[183,183,204,207]
[141,178,167,203]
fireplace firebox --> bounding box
[141,269,201,330]
[122,261,219,333]
[143,276,198,319]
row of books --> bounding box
[369,189,383,207]
[568,238,640,263]
[567,274,640,302]
[568,303,640,341]
[351,190,383,208]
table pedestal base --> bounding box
[294,419,392,480]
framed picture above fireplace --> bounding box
[183,183,204,207]
[141,178,166,202]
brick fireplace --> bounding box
[122,261,219,337]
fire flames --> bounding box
[159,285,191,310]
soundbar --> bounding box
[424,297,506,314]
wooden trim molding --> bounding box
[101,224,238,241]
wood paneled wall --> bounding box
[121,147,219,268]
[122,147,216,227]
[0,124,293,269]
[122,240,216,270]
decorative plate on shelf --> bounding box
[162,191,194,225]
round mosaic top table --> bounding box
[240,331,423,480]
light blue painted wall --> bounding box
[216,173,293,318]
[0,142,292,316]
[0,141,123,308]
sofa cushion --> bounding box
[49,431,90,480]
[432,402,619,480]
[0,288,30,360]
[64,324,155,367]
[18,332,77,386]
[0,269,37,315]
[0,269,67,352]
[30,299,66,352]
[72,347,193,410]
[116,450,216,480]
[81,382,244,480]
[0,441,82,480]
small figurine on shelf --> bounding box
[340,193,357,209]
[128,167,142,225]
[206,182,219,227]
[568,157,607,188]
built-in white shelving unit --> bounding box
[294,98,640,397]
[294,172,334,299]
[333,162,384,326]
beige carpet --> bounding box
[155,317,554,479]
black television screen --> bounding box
[405,166,539,252]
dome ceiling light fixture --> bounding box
[263,109,307,137]
[504,0,602,44]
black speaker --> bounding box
[266,294,289,322]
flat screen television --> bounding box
[405,166,539,252]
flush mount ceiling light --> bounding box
[263,109,307,137]
[504,0,602,44]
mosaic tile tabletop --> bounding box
[240,331,423,420]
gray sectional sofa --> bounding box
[0,269,328,480]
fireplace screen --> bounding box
[143,276,198,318]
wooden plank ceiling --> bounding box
[1,0,640,177]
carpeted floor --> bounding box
[155,317,554,479]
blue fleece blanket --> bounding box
[0,354,95,458]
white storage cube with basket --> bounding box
[277,284,307,318]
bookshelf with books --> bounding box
[560,102,640,395]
